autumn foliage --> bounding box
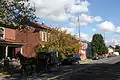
[36,28,81,59]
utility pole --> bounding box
[104,32,105,41]
[78,15,81,41]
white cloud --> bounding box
[79,22,88,26]
[29,0,102,23]
[80,33,89,41]
[114,34,119,37]
[112,39,120,45]
[69,22,76,27]
[29,0,102,28]
[70,4,88,13]
[29,0,90,22]
[94,16,103,22]
[75,0,90,6]
[115,27,120,34]
[29,0,74,22]
[69,15,77,23]
[79,14,94,23]
[105,38,120,46]
[60,29,90,41]
[60,27,76,34]
[65,0,89,14]
[47,13,67,22]
[97,21,115,32]
[74,32,89,41]
[105,39,113,46]
[69,14,102,27]
[79,14,102,23]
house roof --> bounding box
[30,22,51,30]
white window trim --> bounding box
[0,27,5,40]
[45,32,47,42]
[41,31,44,41]
[41,31,47,42]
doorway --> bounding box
[0,46,5,59]
[8,47,15,59]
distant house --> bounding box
[108,46,114,54]
[86,41,92,58]
[79,40,92,60]
[108,46,120,55]
[79,40,87,60]
[0,22,50,59]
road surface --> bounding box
[1,56,120,80]
[51,56,120,80]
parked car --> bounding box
[61,54,81,65]
[72,54,81,64]
[113,52,119,56]
[107,54,116,58]
[92,56,99,60]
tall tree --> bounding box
[0,0,36,29]
[91,34,108,56]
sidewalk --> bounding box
[79,55,120,64]
[79,59,93,64]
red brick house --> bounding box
[0,27,24,59]
[0,22,88,60]
[0,22,49,59]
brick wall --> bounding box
[79,42,87,60]
[15,29,41,57]
[5,28,16,41]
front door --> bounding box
[8,47,15,59]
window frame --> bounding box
[41,31,47,42]
[0,27,5,40]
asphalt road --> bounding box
[53,56,120,80]
[1,56,120,80]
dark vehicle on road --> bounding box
[72,54,81,64]
[92,56,99,60]
[62,54,81,65]
[92,55,105,60]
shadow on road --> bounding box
[1,61,120,80]
[55,62,120,80]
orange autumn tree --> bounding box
[36,28,81,60]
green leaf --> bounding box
[91,34,108,56]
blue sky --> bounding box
[89,0,120,45]
[90,0,120,24]
[29,0,120,46]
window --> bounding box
[48,33,51,41]
[0,28,4,40]
[41,31,47,42]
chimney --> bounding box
[42,21,44,25]
[42,22,44,25]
